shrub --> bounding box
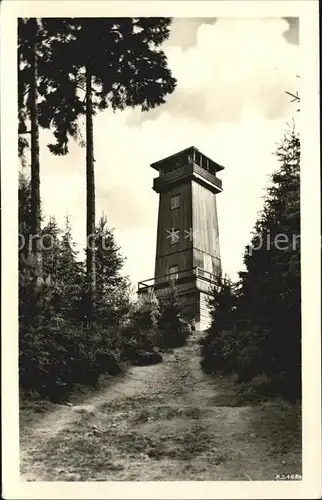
[18,206,166,402]
[120,291,163,359]
[131,349,163,367]
[158,287,192,349]
[19,316,127,403]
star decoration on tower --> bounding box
[166,228,180,243]
[184,228,197,241]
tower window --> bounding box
[168,265,179,282]
[170,194,180,210]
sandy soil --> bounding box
[20,340,301,481]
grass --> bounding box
[20,343,302,481]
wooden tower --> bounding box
[138,146,224,331]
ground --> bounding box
[20,339,301,481]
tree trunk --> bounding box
[85,65,96,317]
[30,18,42,288]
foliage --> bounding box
[18,172,32,258]
[18,18,86,159]
[201,125,301,401]
[41,216,85,321]
[120,291,163,363]
[19,204,163,402]
[200,277,240,374]
[18,15,178,400]
[38,18,177,154]
[18,18,75,285]
[28,17,177,313]
[93,214,131,326]
[158,286,192,349]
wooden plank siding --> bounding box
[154,182,193,278]
[191,180,222,276]
[199,291,212,330]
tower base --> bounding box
[176,290,212,332]
[138,267,215,333]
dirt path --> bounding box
[20,340,301,481]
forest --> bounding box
[18,17,192,403]
[18,17,300,405]
[201,123,301,402]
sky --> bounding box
[35,17,299,289]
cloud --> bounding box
[126,17,299,127]
[166,17,299,51]
[165,17,217,51]
[282,17,299,45]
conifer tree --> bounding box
[39,17,177,315]
[240,124,301,391]
[19,173,37,324]
[94,215,130,327]
[200,276,239,374]
[41,216,85,320]
[18,18,81,285]
[201,123,301,398]
[18,18,46,284]
[18,172,32,260]
[94,215,125,294]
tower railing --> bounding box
[193,163,223,190]
[153,162,222,193]
[138,266,219,293]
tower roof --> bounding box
[150,146,225,173]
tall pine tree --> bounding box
[201,124,301,398]
[39,17,177,315]
[240,124,301,390]
[18,19,85,286]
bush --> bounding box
[158,287,192,349]
[131,349,163,366]
[18,216,167,402]
[95,351,123,376]
[117,291,164,364]
[19,317,126,403]
[200,326,241,375]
